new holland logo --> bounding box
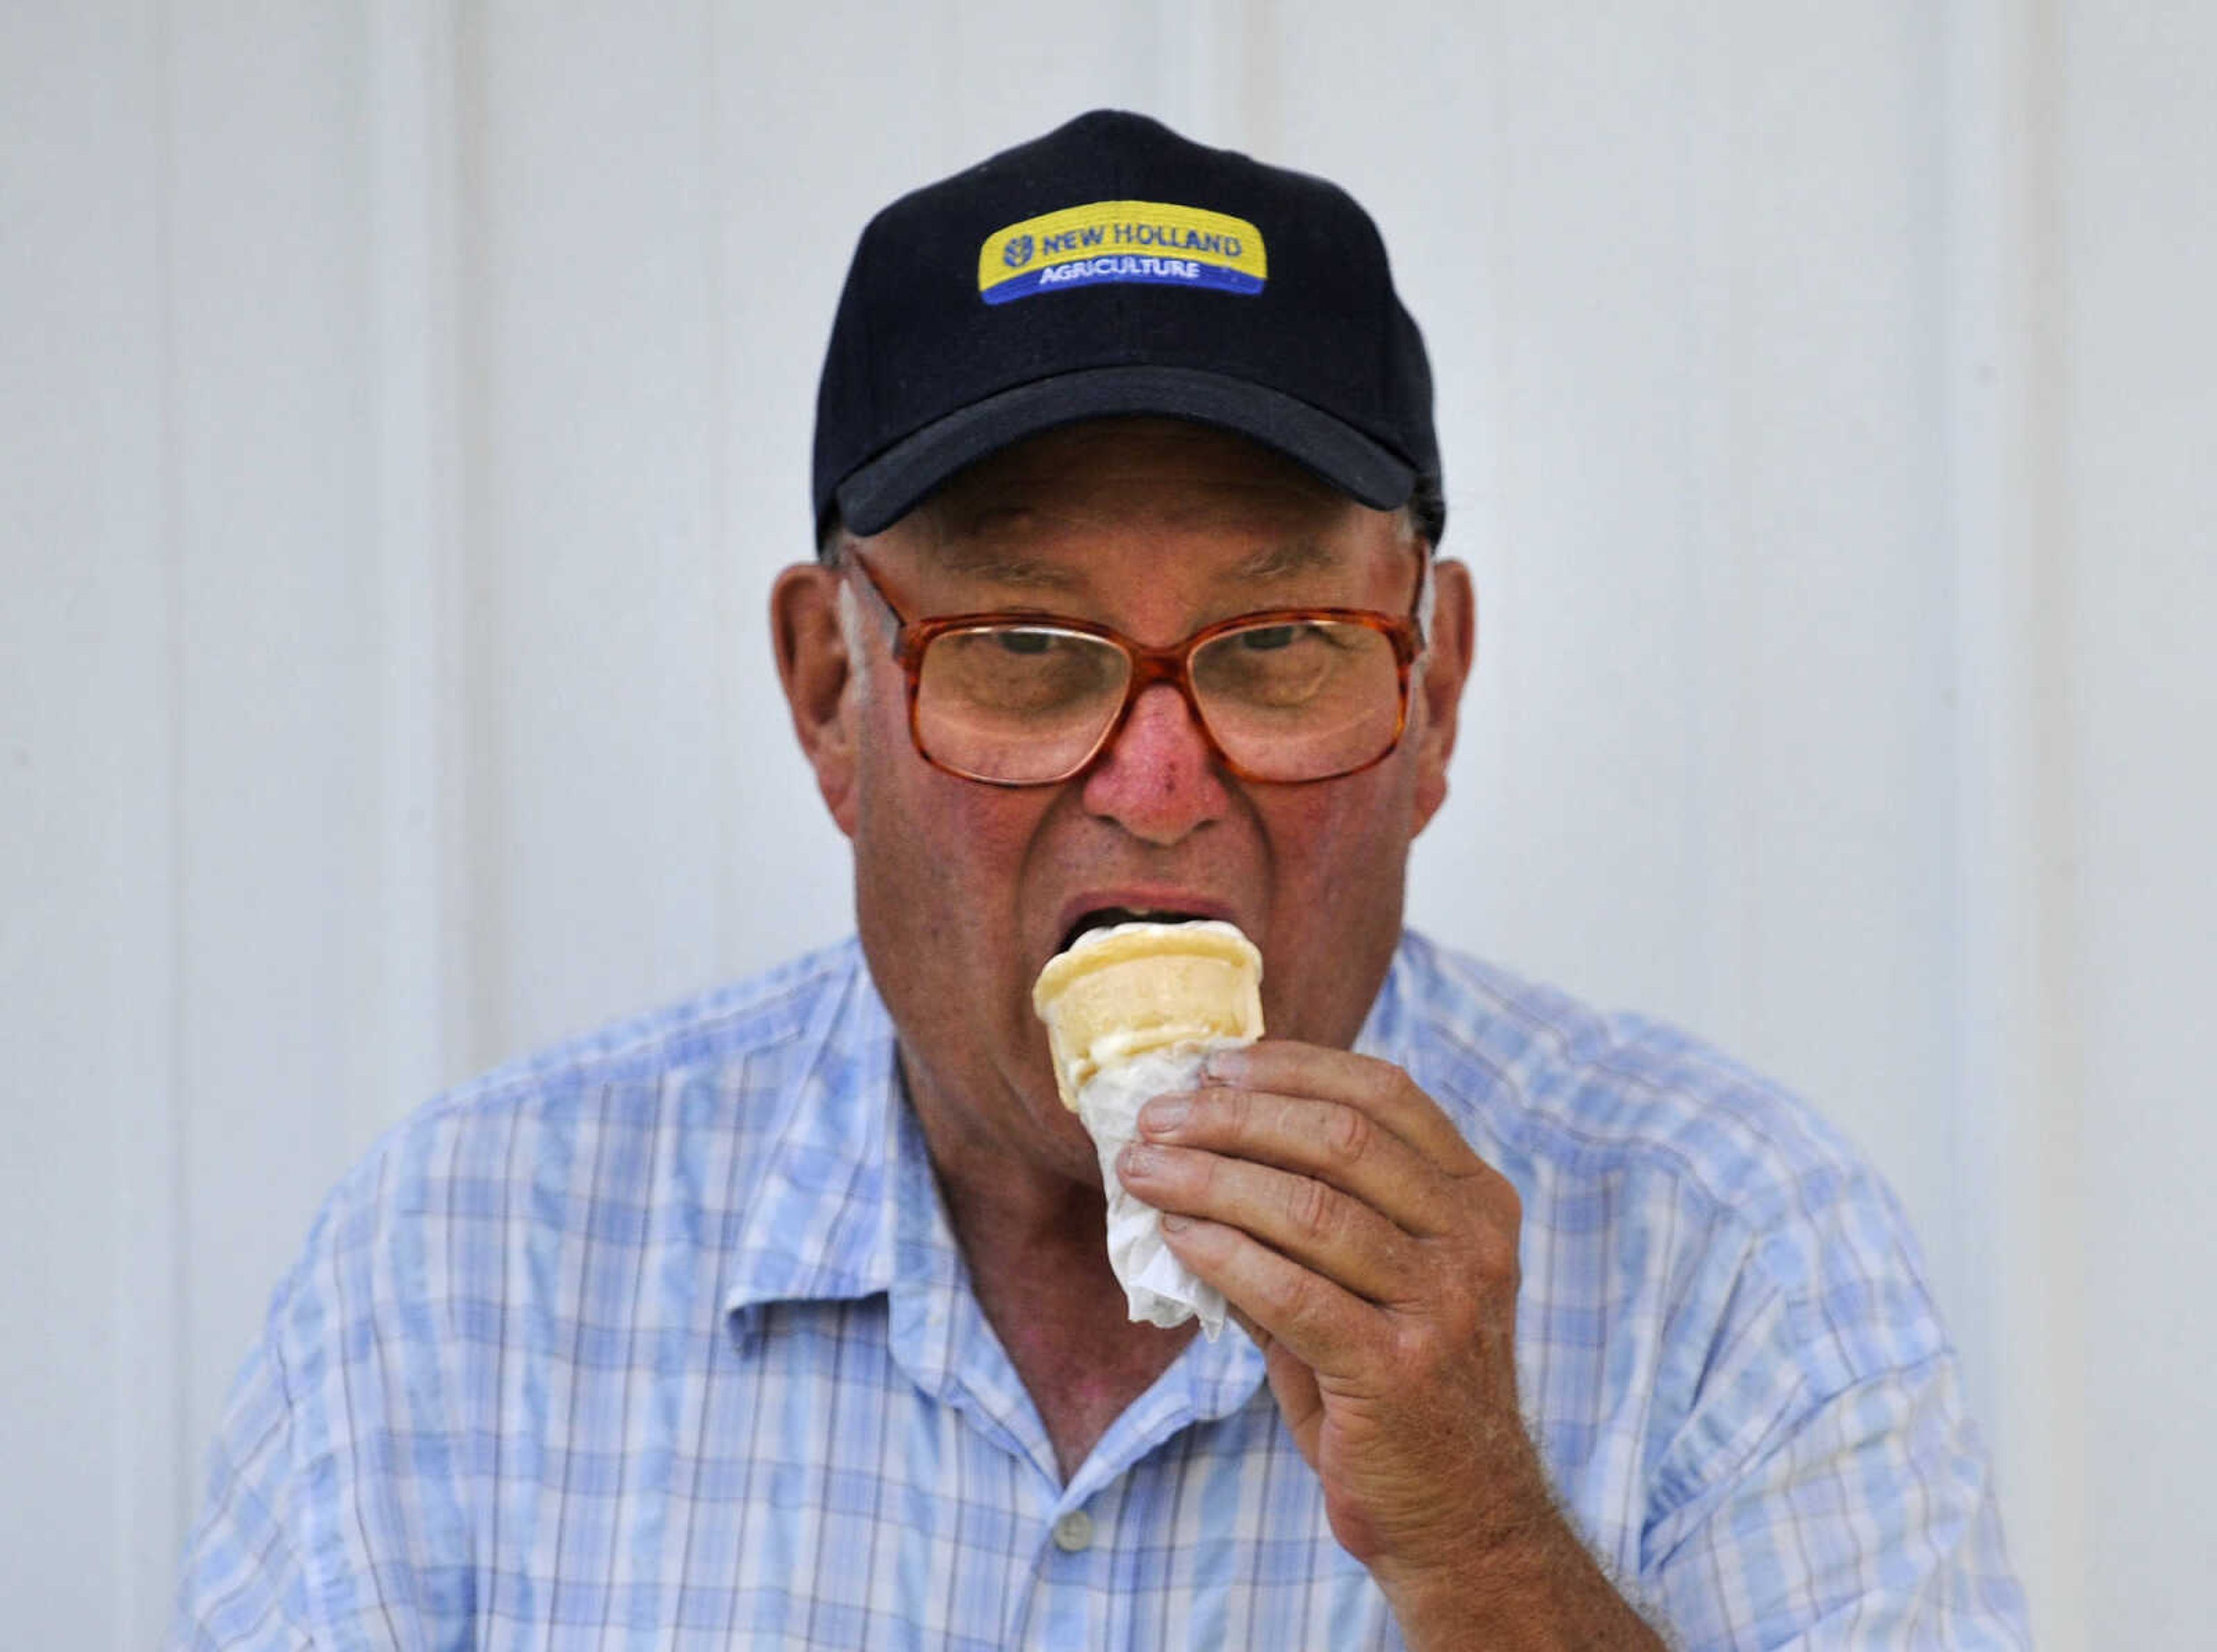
[977,200,1267,305]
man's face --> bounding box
[774,420,1474,1189]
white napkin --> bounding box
[1074,1037,1246,1338]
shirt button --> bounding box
[1051,1509,1095,1553]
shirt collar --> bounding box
[722,951,903,1337]
[719,934,1418,1422]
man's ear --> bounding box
[1410,558,1476,836]
[771,563,862,838]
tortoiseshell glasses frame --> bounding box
[843,550,1428,787]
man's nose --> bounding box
[1078,683,1233,845]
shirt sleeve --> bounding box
[170,1278,319,1651]
[1636,1167,2032,1650]
[170,1142,471,1651]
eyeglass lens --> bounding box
[913,620,1402,784]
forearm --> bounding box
[1384,1507,1671,1652]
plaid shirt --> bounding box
[174,932,2028,1649]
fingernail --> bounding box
[1141,1097,1189,1135]
[1119,1143,1158,1178]
[1200,1050,1248,1084]
[1160,1213,1192,1233]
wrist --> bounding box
[1375,1515,1555,1650]
[1378,1506,1666,1652]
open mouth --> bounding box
[1057,907,1218,956]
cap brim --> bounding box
[832,365,1417,536]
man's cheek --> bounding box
[1270,782,1390,887]
[1261,784,1409,1026]
[860,771,1034,917]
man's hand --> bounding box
[1116,1041,1666,1650]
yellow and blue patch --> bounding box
[978,200,1267,305]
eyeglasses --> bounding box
[845,551,1427,786]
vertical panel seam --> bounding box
[154,0,193,1607]
[452,0,502,1074]
[2022,0,2087,1639]
[706,0,737,978]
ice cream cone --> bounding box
[1032,919,1264,1110]
[1031,919,1265,1336]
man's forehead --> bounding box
[912,533,1350,594]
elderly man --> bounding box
[176,112,2028,1649]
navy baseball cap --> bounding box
[812,110,1442,540]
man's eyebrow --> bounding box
[927,543,1084,590]
[923,532,1340,590]
[1231,540,1342,582]
[913,505,1085,590]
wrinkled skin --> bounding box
[778,422,1461,1199]
[773,420,1664,1649]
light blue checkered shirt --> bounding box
[174,931,2029,1649]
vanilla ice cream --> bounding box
[1032,919,1264,1335]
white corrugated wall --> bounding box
[6,4,2211,1646]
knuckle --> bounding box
[1450,1168,1523,1250]
[1323,1103,1375,1168]
[1385,1319,1436,1376]
[1186,1148,1223,1200]
[1286,1175,1338,1245]
[1494,1178,1524,1230]
[1265,1261,1321,1325]
[1221,1086,1256,1138]
[1467,1224,1518,1286]
[1386,1230,1424,1286]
